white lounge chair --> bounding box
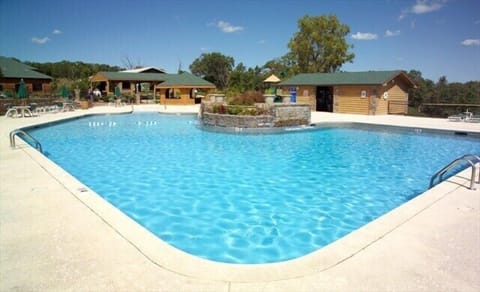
[466,114,480,123]
[448,111,472,122]
[448,114,466,122]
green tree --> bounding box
[263,53,297,79]
[25,60,122,79]
[228,63,264,93]
[463,81,480,104]
[407,70,432,107]
[435,76,449,103]
[190,52,234,90]
[287,14,354,73]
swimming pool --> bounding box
[26,112,480,264]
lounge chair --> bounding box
[28,103,40,116]
[448,111,472,122]
[448,114,466,122]
[4,103,18,118]
[466,114,480,123]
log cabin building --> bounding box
[0,56,52,96]
[90,68,215,105]
[278,70,415,115]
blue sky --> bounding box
[1,0,479,82]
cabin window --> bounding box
[166,88,181,99]
[361,90,367,98]
[32,82,42,91]
[122,82,130,90]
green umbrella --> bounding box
[60,85,69,99]
[114,85,121,98]
[17,79,27,99]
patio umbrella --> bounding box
[114,85,121,98]
[17,79,27,100]
[60,85,69,100]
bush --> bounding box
[212,103,226,114]
[228,90,264,105]
[226,105,243,115]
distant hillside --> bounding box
[23,60,123,80]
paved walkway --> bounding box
[1,105,479,291]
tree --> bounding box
[263,53,297,79]
[190,52,234,89]
[228,63,264,93]
[436,76,449,103]
[121,56,143,70]
[287,14,354,73]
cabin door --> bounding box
[316,86,333,112]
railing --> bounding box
[429,154,480,190]
[388,100,408,114]
[9,129,43,153]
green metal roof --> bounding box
[92,71,215,88]
[95,71,167,82]
[0,56,52,79]
[279,70,414,86]
[156,72,215,88]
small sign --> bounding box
[361,90,367,98]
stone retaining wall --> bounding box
[200,103,310,128]
[271,104,310,127]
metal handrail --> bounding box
[9,129,43,153]
[429,154,479,190]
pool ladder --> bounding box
[429,154,480,190]
[9,129,43,153]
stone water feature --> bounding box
[200,102,311,128]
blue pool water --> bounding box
[27,112,480,263]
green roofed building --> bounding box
[90,68,215,105]
[278,70,415,115]
[0,56,53,96]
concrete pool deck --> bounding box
[1,104,479,291]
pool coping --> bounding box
[28,143,475,282]
[1,105,479,289]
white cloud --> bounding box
[398,9,409,20]
[412,0,444,14]
[52,29,62,35]
[216,20,244,33]
[399,0,446,20]
[385,29,401,37]
[461,39,480,46]
[351,32,378,40]
[257,39,267,44]
[32,37,50,44]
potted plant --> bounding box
[79,90,92,109]
[79,99,90,109]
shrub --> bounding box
[212,103,226,114]
[228,90,264,105]
[227,105,243,115]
